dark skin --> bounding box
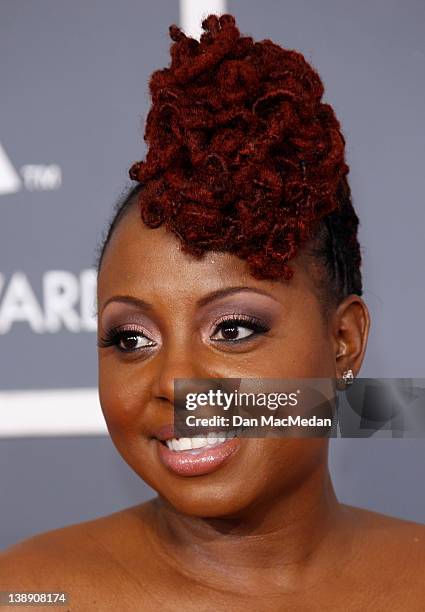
[1,199,425,611]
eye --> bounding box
[97,326,157,353]
[210,315,270,343]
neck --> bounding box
[144,459,350,591]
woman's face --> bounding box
[97,201,365,517]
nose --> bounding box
[150,340,208,405]
[150,343,242,421]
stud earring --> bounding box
[342,369,354,385]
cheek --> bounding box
[281,332,334,377]
[233,319,333,378]
[98,356,152,433]
[260,438,328,488]
[215,438,328,513]
[279,299,334,376]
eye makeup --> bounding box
[98,288,282,354]
[98,301,162,355]
[97,324,157,353]
[209,313,271,343]
[200,289,280,319]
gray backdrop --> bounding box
[1,0,424,550]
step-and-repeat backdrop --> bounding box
[1,0,425,547]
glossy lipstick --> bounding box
[156,434,241,477]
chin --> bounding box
[111,431,328,518]
[113,434,259,515]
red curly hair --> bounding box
[100,13,361,299]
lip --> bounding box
[153,423,175,441]
[156,436,241,477]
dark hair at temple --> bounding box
[95,13,363,308]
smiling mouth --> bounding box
[160,431,237,453]
[156,432,241,476]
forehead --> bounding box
[97,199,317,310]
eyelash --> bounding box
[97,315,270,353]
[97,325,156,353]
[210,314,270,343]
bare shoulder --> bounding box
[343,503,425,544]
[0,503,151,608]
[342,504,425,600]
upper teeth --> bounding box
[165,431,236,451]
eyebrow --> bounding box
[196,286,277,307]
[100,286,277,315]
[101,295,154,314]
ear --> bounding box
[331,295,370,378]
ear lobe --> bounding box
[331,295,370,378]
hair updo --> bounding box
[96,13,362,308]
